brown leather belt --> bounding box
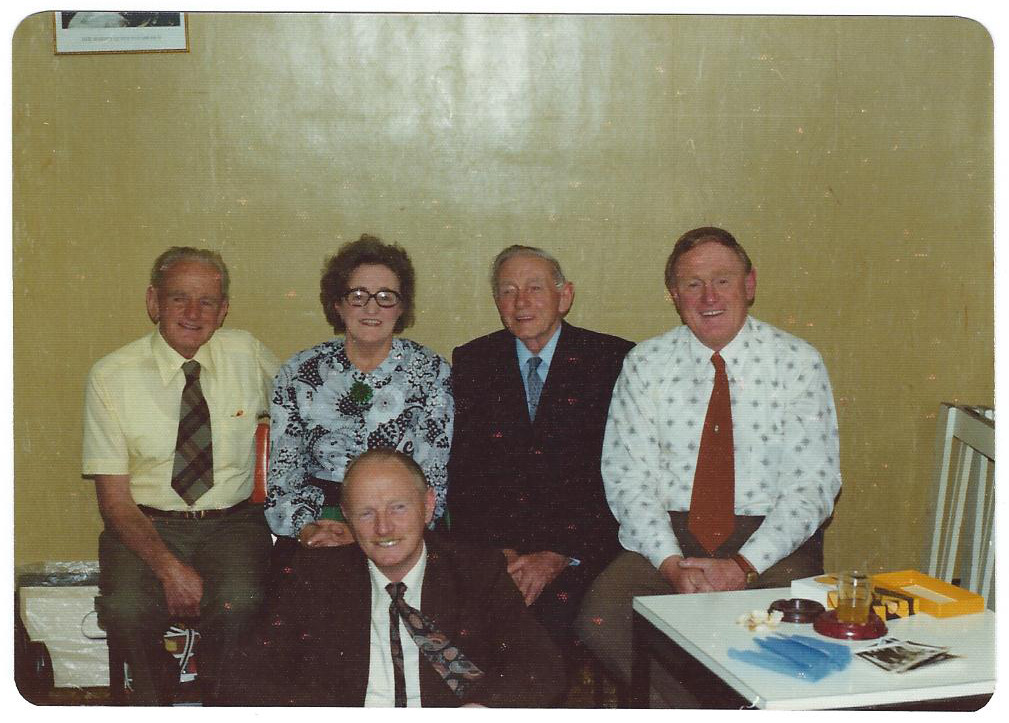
[138,501,251,520]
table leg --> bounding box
[630,611,651,708]
[633,609,749,709]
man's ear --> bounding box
[666,283,683,315]
[145,285,160,324]
[558,281,574,316]
[215,298,230,327]
[745,267,757,306]
[424,487,436,525]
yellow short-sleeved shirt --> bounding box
[82,328,279,510]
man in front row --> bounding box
[82,247,278,704]
[449,245,633,657]
[221,448,565,707]
[576,226,842,706]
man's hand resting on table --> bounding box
[659,555,714,593]
[677,557,747,591]
[660,555,747,593]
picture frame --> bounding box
[52,12,189,55]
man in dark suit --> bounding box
[448,245,634,654]
[220,448,564,707]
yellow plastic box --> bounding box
[871,570,985,617]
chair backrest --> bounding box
[250,417,270,504]
[924,404,995,609]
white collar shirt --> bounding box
[364,544,427,707]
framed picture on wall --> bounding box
[52,12,189,55]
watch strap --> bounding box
[731,553,759,585]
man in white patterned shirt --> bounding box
[576,226,841,706]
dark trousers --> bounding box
[97,506,272,705]
[529,562,596,648]
[575,516,824,707]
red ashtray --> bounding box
[813,608,888,640]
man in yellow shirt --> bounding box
[82,247,278,704]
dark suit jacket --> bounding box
[448,322,633,581]
[222,534,564,707]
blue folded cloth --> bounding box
[727,648,832,681]
[728,634,851,681]
[786,634,851,669]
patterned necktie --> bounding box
[687,352,735,553]
[526,356,544,420]
[387,582,408,707]
[171,360,214,505]
[386,582,485,700]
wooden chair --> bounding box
[103,418,271,703]
[924,404,995,609]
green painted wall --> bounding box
[13,13,993,575]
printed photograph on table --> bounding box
[855,638,958,673]
[53,12,188,55]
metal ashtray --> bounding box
[768,598,825,624]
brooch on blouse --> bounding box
[349,380,374,406]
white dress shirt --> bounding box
[602,316,841,573]
[364,545,427,707]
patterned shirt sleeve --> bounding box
[413,352,454,522]
[601,346,685,568]
[265,358,325,538]
[737,347,841,572]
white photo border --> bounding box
[52,12,189,55]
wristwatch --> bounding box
[731,553,759,586]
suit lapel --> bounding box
[489,330,534,434]
[417,537,460,706]
[327,550,372,705]
[531,322,578,431]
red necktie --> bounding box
[687,352,735,553]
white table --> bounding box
[631,587,995,710]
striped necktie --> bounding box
[171,360,214,505]
[387,582,408,706]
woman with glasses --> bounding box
[264,234,453,551]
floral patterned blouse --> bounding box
[264,337,453,538]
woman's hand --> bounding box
[298,519,354,548]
